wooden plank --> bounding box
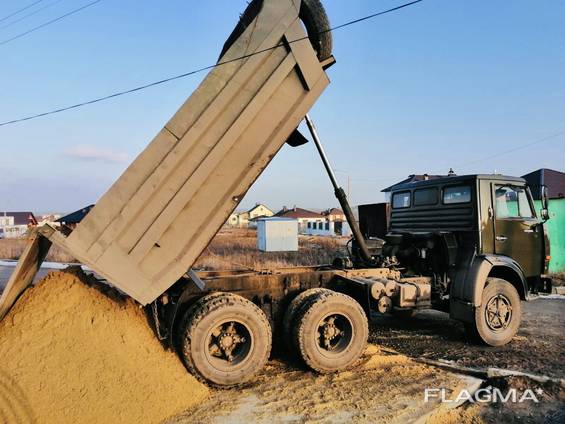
[127,54,298,262]
[87,33,292,258]
[285,19,324,90]
[0,232,52,320]
[115,48,291,256]
[141,72,329,300]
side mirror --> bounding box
[540,185,550,221]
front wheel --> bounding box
[178,292,272,386]
[465,278,522,347]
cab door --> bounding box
[491,184,543,278]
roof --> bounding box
[57,205,95,224]
[247,203,273,214]
[381,174,448,192]
[0,212,37,226]
[256,217,297,222]
[248,214,274,222]
[386,174,526,193]
[521,168,565,200]
[275,207,323,219]
[323,208,344,216]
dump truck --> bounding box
[0,0,552,387]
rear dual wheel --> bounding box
[178,292,272,387]
[285,289,368,372]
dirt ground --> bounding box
[168,297,564,424]
[369,297,565,379]
[1,267,563,423]
[168,345,474,424]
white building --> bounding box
[322,208,346,222]
[227,203,274,228]
[302,220,351,237]
[275,206,350,237]
[0,212,37,239]
[274,207,325,233]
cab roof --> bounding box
[390,174,526,192]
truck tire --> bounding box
[282,288,332,349]
[293,291,368,373]
[465,278,522,347]
[178,292,272,386]
[219,0,333,61]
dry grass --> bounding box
[0,229,348,270]
[0,238,76,263]
[195,228,347,270]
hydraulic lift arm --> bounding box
[304,114,373,264]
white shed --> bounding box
[257,217,298,252]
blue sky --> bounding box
[0,0,563,213]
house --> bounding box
[522,168,564,273]
[0,211,38,238]
[37,214,62,226]
[275,206,324,232]
[57,205,95,230]
[322,208,346,222]
[227,203,274,228]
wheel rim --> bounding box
[485,294,513,332]
[315,313,353,355]
[205,320,253,371]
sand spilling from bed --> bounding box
[0,269,208,424]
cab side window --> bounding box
[392,192,411,209]
[494,186,534,219]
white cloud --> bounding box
[65,145,129,164]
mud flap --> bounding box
[285,129,310,147]
[0,231,52,320]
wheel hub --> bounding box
[210,322,247,362]
[485,294,513,331]
[318,315,345,350]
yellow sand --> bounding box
[0,269,208,424]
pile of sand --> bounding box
[0,269,208,424]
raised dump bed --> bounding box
[0,0,334,319]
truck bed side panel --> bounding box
[56,0,330,304]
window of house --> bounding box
[392,191,411,209]
[325,222,330,230]
[307,222,311,229]
[414,188,438,206]
[494,186,534,219]
[443,185,471,204]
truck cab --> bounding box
[382,174,551,345]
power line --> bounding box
[0,0,66,31]
[457,129,565,169]
[0,0,44,23]
[0,0,424,128]
[0,0,102,47]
